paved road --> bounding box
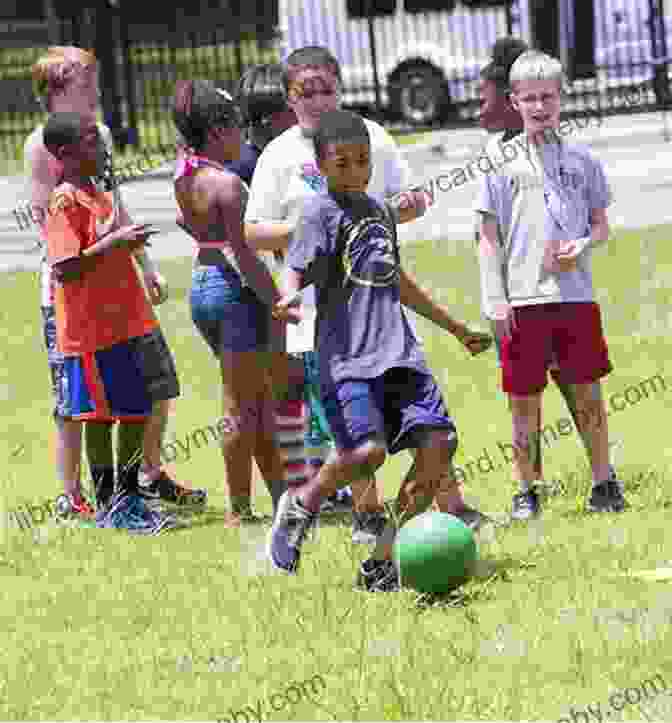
[2,110,672,272]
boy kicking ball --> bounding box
[44,112,180,533]
[268,110,491,590]
[476,51,626,519]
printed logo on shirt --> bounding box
[341,216,399,288]
[510,175,545,193]
[300,162,327,193]
[558,166,585,192]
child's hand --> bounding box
[272,291,302,324]
[145,271,169,305]
[117,223,158,251]
[456,325,493,356]
[553,241,579,271]
[491,303,517,339]
[272,305,302,324]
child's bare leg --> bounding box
[350,475,381,512]
[571,381,610,483]
[219,350,265,515]
[402,453,463,513]
[551,373,613,475]
[534,403,543,480]
[141,399,169,475]
[432,465,465,514]
[509,393,542,485]
[371,429,457,561]
[55,417,83,501]
[298,438,387,513]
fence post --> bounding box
[506,0,513,35]
[649,0,670,105]
[365,0,382,118]
[95,1,125,147]
[118,4,138,147]
[43,0,60,43]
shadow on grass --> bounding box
[410,556,537,610]
[166,507,355,533]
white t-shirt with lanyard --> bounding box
[244,119,412,352]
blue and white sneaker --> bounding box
[96,493,176,535]
[266,491,317,573]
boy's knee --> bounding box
[219,407,258,444]
[421,428,458,461]
[357,438,387,472]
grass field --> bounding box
[0,226,671,720]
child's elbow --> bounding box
[53,260,84,283]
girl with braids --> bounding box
[172,80,296,523]
[229,63,296,185]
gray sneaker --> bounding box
[266,491,317,573]
[355,558,400,593]
[453,505,492,531]
[511,488,541,521]
[351,511,387,545]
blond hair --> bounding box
[32,46,97,110]
[509,51,564,91]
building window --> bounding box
[346,0,396,18]
[403,0,457,11]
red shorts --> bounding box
[500,302,612,396]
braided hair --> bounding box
[173,80,240,151]
[480,37,529,91]
[237,64,287,125]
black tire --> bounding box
[388,63,450,126]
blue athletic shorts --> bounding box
[322,367,456,453]
[62,329,179,422]
[190,265,269,354]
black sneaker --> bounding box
[607,478,627,512]
[588,480,626,513]
[139,471,207,507]
[355,558,400,593]
[511,488,541,521]
[587,481,612,512]
[321,488,354,515]
[351,510,387,545]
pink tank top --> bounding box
[174,153,246,250]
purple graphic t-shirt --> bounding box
[287,191,429,391]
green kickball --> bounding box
[393,512,478,594]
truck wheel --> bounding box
[389,63,450,125]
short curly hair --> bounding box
[32,46,97,111]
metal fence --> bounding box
[0,0,671,163]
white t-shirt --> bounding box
[474,132,612,318]
[244,119,412,352]
[23,123,114,308]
